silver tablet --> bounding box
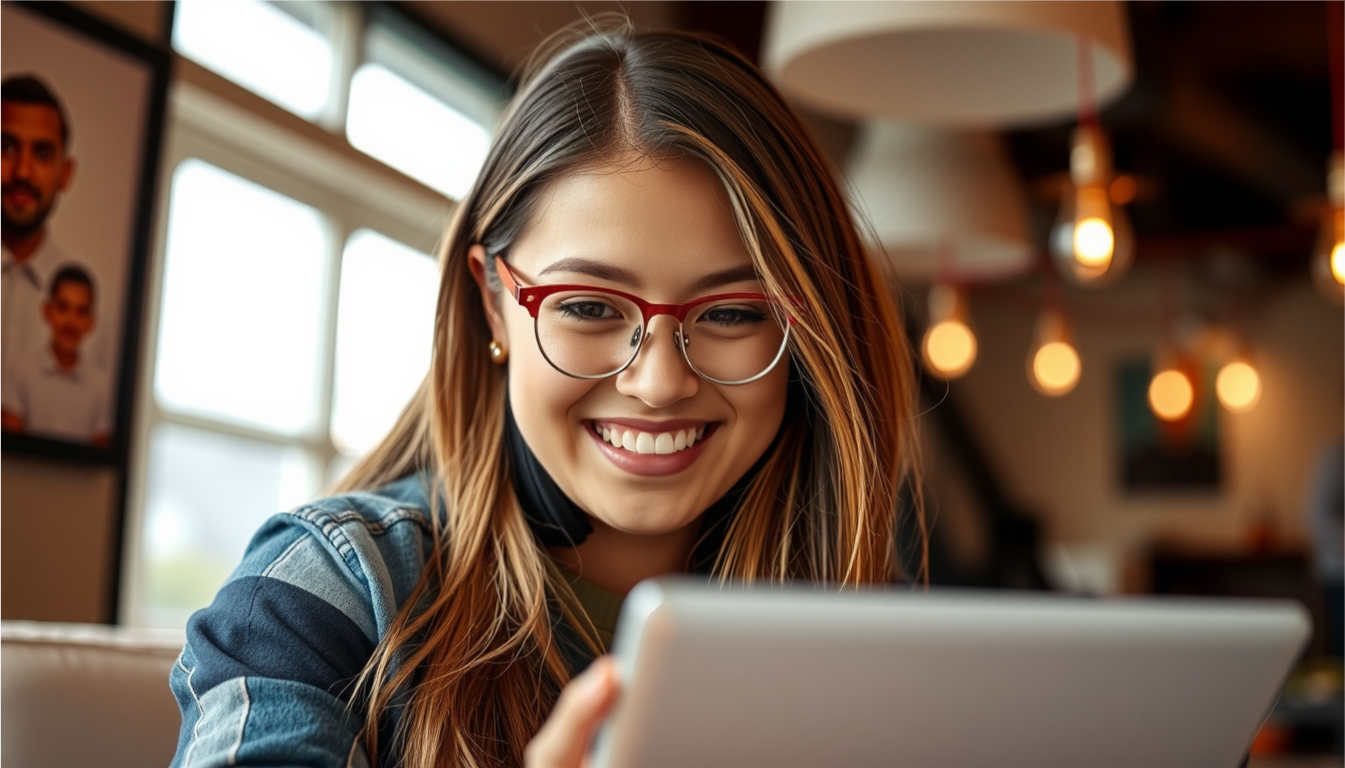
[591,579,1310,768]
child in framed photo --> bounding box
[2,261,112,446]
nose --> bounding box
[614,315,700,408]
[11,145,33,180]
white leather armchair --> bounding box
[2,621,185,768]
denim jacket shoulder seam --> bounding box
[278,504,431,595]
[260,533,309,579]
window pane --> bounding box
[156,159,328,435]
[139,422,316,627]
[330,230,437,456]
[346,63,490,199]
[173,0,333,120]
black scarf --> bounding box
[504,399,750,574]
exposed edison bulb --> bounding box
[1073,217,1114,267]
[922,283,977,379]
[1050,126,1133,287]
[924,320,977,378]
[1313,152,1345,303]
[1216,360,1261,412]
[1149,369,1194,421]
[1026,309,1080,396]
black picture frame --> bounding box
[1,1,168,465]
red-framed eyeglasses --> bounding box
[494,255,792,385]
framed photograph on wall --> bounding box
[1,2,168,464]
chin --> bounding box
[587,494,705,536]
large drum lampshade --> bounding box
[764,1,1133,127]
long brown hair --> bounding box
[337,23,925,768]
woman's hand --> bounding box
[525,656,620,768]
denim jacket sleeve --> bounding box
[169,479,434,768]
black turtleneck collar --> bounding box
[504,397,752,574]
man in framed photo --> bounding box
[2,73,77,400]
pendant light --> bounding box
[763,1,1133,127]
[848,123,1034,282]
[1149,365,1194,422]
[1148,257,1192,422]
[1216,357,1261,413]
[1027,302,1080,397]
[1049,39,1133,287]
[1315,9,1344,304]
[922,282,977,380]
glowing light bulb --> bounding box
[1313,153,1344,303]
[1216,360,1261,412]
[1049,127,1133,287]
[923,320,977,379]
[1026,308,1080,397]
[923,283,977,380]
[1073,217,1114,267]
[1148,369,1194,421]
[1032,341,1081,395]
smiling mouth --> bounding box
[588,420,712,455]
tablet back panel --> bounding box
[592,581,1309,768]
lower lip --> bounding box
[587,422,716,477]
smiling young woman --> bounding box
[169,23,924,768]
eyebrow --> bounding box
[537,257,762,293]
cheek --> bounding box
[728,363,790,452]
[503,307,595,459]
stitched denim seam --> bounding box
[179,656,203,767]
[261,534,308,579]
[286,506,429,536]
[227,678,250,765]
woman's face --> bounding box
[472,154,789,536]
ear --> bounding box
[468,244,509,348]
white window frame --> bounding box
[118,43,458,626]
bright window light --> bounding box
[330,230,438,456]
[156,159,328,435]
[346,62,490,199]
[174,0,333,120]
[139,422,315,627]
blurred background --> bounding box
[1,1,1341,762]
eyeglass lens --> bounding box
[533,290,787,383]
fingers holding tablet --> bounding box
[527,656,620,768]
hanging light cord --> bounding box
[1323,0,1345,151]
[1076,36,1099,130]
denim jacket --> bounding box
[168,474,590,768]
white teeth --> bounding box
[595,423,708,454]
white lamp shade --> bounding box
[764,1,1133,127]
[848,122,1034,282]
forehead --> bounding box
[508,153,755,293]
[1,102,64,143]
[52,280,92,303]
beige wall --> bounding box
[943,263,1343,589]
[2,1,167,623]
